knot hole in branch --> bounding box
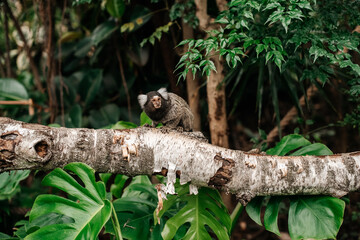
[34,140,49,158]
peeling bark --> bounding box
[1,117,360,203]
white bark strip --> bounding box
[1,117,359,202]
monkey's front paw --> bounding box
[160,126,171,133]
[176,126,184,132]
[142,123,151,128]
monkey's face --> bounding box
[151,96,162,109]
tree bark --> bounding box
[182,21,202,131]
[195,0,229,147]
[38,0,57,122]
[1,117,359,204]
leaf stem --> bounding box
[230,202,244,234]
[111,204,123,240]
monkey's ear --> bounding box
[138,94,147,109]
[158,88,169,100]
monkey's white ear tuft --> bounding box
[138,94,147,109]
[158,88,169,100]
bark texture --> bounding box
[1,117,360,204]
[182,20,202,131]
[195,0,229,147]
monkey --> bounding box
[138,88,194,131]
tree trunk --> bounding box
[1,117,359,205]
[194,0,229,147]
[38,0,57,122]
[182,21,202,131]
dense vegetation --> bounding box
[0,0,360,239]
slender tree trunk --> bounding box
[194,0,229,147]
[3,7,13,78]
[182,21,202,131]
[38,0,57,122]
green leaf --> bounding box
[140,111,153,126]
[89,104,121,129]
[91,20,117,46]
[121,6,151,33]
[0,170,30,200]
[110,175,129,198]
[111,121,138,129]
[256,44,265,57]
[266,134,311,156]
[69,104,82,128]
[162,187,231,240]
[264,197,282,236]
[289,196,345,240]
[78,69,103,107]
[105,177,159,239]
[0,78,29,101]
[106,0,125,18]
[290,143,333,156]
[27,163,112,240]
[245,196,264,226]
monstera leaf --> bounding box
[0,170,30,200]
[105,176,161,240]
[246,134,344,240]
[26,163,112,240]
[160,187,231,240]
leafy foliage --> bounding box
[169,0,198,29]
[246,134,345,239]
[0,171,30,200]
[26,163,113,240]
[140,22,174,47]
[159,186,231,240]
[175,0,360,134]
[105,176,161,239]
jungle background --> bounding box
[0,0,360,239]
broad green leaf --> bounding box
[161,187,231,240]
[0,78,28,101]
[74,37,93,58]
[106,0,125,18]
[121,6,151,33]
[78,69,103,107]
[105,177,159,239]
[91,20,117,46]
[111,121,138,129]
[89,104,121,129]
[0,232,16,240]
[290,143,333,156]
[264,197,282,236]
[266,134,311,156]
[0,170,30,200]
[140,111,152,126]
[69,104,82,128]
[110,175,129,198]
[245,196,264,226]
[17,213,75,238]
[27,163,112,240]
[289,196,345,240]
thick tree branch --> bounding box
[1,117,359,204]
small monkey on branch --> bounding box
[138,88,194,131]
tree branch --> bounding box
[1,117,359,204]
